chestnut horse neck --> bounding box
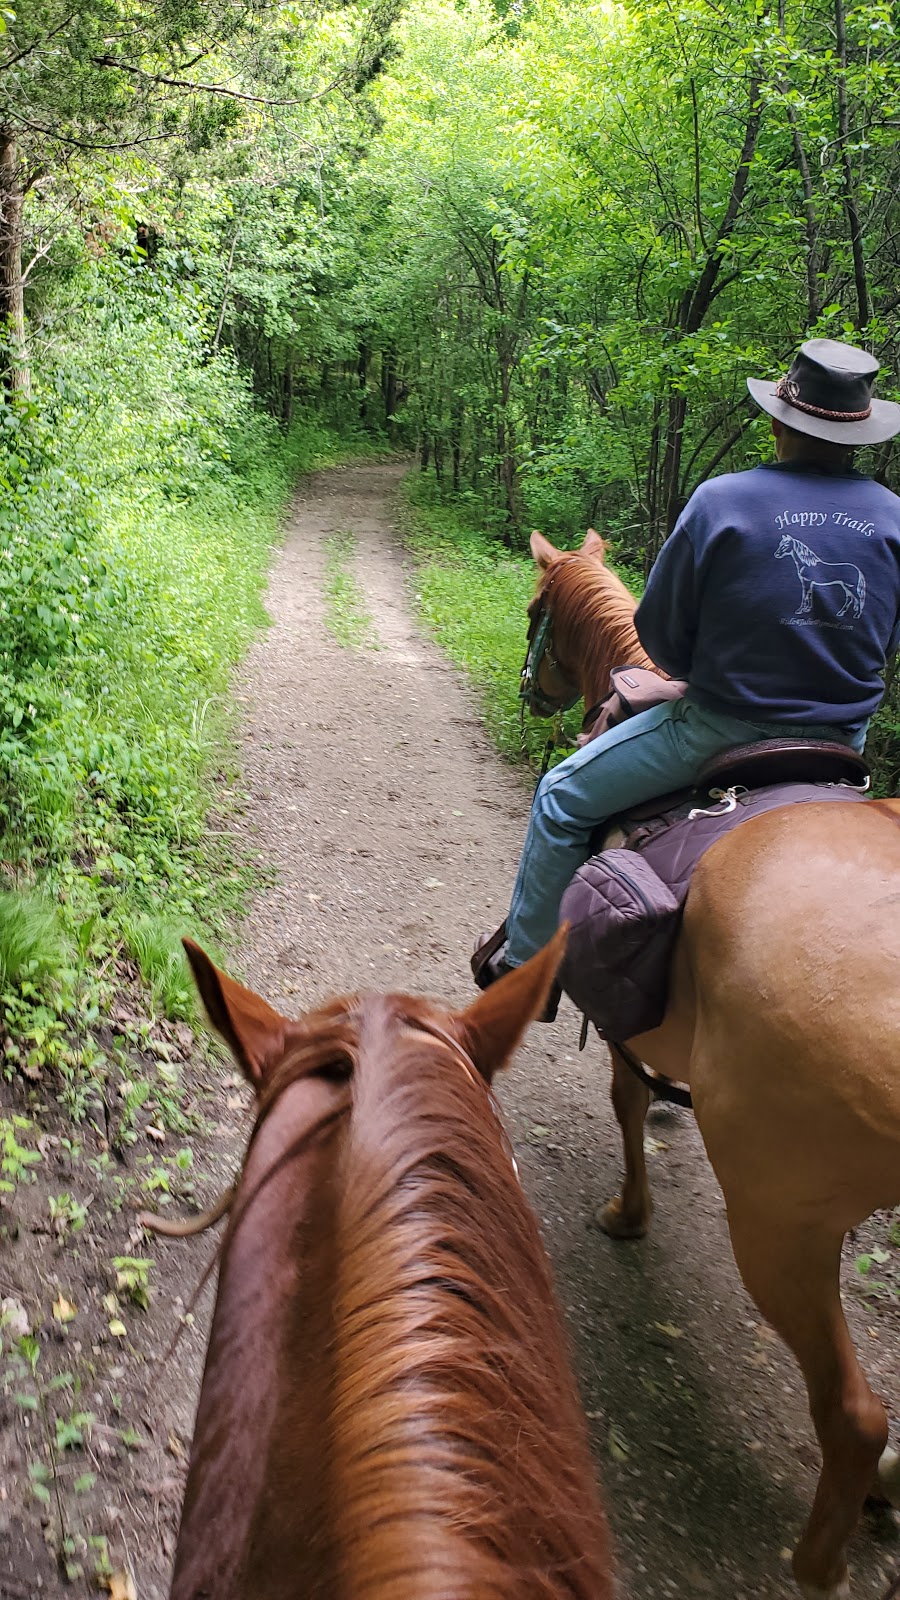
[542,551,660,710]
[172,993,612,1600]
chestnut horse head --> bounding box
[521,529,662,730]
[169,929,613,1600]
[521,532,900,1598]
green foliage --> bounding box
[112,1257,154,1311]
[0,1116,40,1194]
[401,476,581,765]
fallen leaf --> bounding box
[225,1094,245,1111]
[527,1124,551,1140]
[108,1319,127,1338]
[167,1430,186,1460]
[52,1296,77,1324]
[423,878,444,889]
[653,1321,685,1340]
[0,1298,30,1338]
[146,1125,165,1143]
[107,1570,137,1600]
[607,1424,629,1462]
[643,1137,669,1154]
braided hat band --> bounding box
[749,338,900,443]
[775,376,872,423]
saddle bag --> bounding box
[559,848,681,1040]
[579,666,688,746]
[558,779,868,1041]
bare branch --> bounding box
[0,12,79,74]
[5,112,179,152]
[90,54,348,107]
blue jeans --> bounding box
[504,697,865,967]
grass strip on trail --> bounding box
[323,531,380,651]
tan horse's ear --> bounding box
[530,530,560,570]
[457,925,568,1082]
[182,939,293,1086]
[581,529,606,560]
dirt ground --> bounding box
[1,458,898,1598]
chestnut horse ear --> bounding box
[457,925,569,1083]
[182,939,292,1086]
[581,529,606,559]
[530,530,560,570]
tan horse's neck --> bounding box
[171,940,612,1600]
[542,551,663,714]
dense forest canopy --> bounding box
[3,0,900,912]
[7,0,900,546]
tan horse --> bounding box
[169,930,613,1599]
[526,528,900,1600]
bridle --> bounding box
[520,583,582,720]
[519,582,609,763]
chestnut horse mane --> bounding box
[543,550,660,684]
[243,993,610,1597]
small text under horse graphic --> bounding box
[775,533,866,621]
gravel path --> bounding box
[154,459,899,1599]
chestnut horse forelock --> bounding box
[536,550,662,703]
[178,991,612,1600]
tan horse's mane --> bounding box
[245,994,609,1597]
[541,551,660,688]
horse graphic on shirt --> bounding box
[774,533,866,621]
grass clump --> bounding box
[0,892,69,990]
[323,531,379,650]
[119,917,197,1023]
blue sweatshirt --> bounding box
[634,460,900,731]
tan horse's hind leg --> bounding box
[723,1205,888,1599]
[596,1045,652,1239]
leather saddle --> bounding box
[698,737,868,793]
[600,737,869,847]
[472,737,870,1002]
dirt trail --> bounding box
[14,459,893,1599]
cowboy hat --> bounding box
[747,338,900,446]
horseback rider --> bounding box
[478,339,900,984]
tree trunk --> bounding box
[657,62,766,535]
[282,357,294,426]
[381,348,398,422]
[0,128,29,397]
[834,0,870,329]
